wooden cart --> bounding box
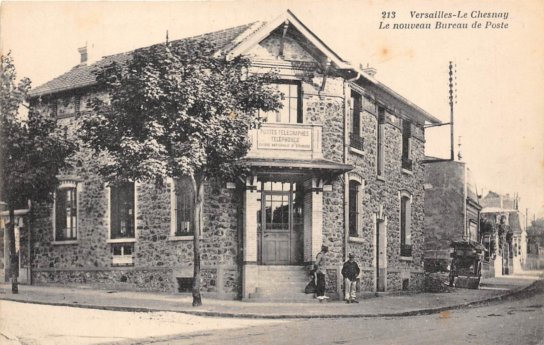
[448,240,486,289]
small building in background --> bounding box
[479,192,526,276]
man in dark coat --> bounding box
[342,253,360,303]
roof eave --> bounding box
[224,10,350,70]
[347,70,441,125]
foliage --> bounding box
[80,40,282,186]
[527,217,544,246]
[1,52,76,293]
[1,52,76,209]
[79,39,282,305]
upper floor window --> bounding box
[400,194,412,256]
[377,107,386,176]
[350,91,364,151]
[110,182,135,239]
[261,81,302,124]
[54,186,78,241]
[349,179,362,237]
[402,120,413,171]
[171,177,195,237]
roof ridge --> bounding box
[29,21,257,97]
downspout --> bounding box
[343,72,360,262]
[27,200,32,285]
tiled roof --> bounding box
[29,22,263,98]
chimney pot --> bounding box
[361,63,377,77]
[78,46,88,65]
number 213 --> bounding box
[382,11,396,19]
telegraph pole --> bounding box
[449,61,456,161]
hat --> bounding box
[348,253,355,259]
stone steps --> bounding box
[248,291,316,302]
[247,265,315,302]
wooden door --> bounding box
[259,182,303,265]
[262,191,291,265]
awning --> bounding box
[242,157,353,173]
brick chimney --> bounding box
[78,46,88,65]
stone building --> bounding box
[422,160,482,273]
[479,192,526,276]
[13,11,440,300]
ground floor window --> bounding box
[110,182,135,239]
[112,243,134,266]
[400,193,412,256]
[171,177,195,237]
[349,180,362,237]
[54,186,78,241]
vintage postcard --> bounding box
[0,1,543,344]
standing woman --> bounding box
[315,245,329,301]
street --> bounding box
[0,302,282,345]
[134,285,544,345]
[0,282,542,345]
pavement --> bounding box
[0,270,542,319]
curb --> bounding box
[0,279,541,319]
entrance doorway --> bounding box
[258,182,303,265]
[376,219,386,292]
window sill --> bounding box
[111,262,134,267]
[400,256,413,262]
[107,238,136,244]
[376,175,386,182]
[112,256,134,266]
[349,147,364,156]
[52,240,78,245]
[401,168,413,176]
[168,235,194,241]
[349,236,365,243]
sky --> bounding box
[1,0,543,219]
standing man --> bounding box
[315,245,329,301]
[342,253,360,303]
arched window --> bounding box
[349,180,362,237]
[400,193,412,257]
[110,182,135,239]
[54,186,78,241]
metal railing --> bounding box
[402,158,413,171]
[401,244,412,257]
[350,133,364,151]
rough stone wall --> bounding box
[345,91,427,291]
[33,268,174,292]
[29,107,241,296]
[304,77,346,267]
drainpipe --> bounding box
[27,200,32,285]
[343,70,360,262]
[343,80,352,263]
